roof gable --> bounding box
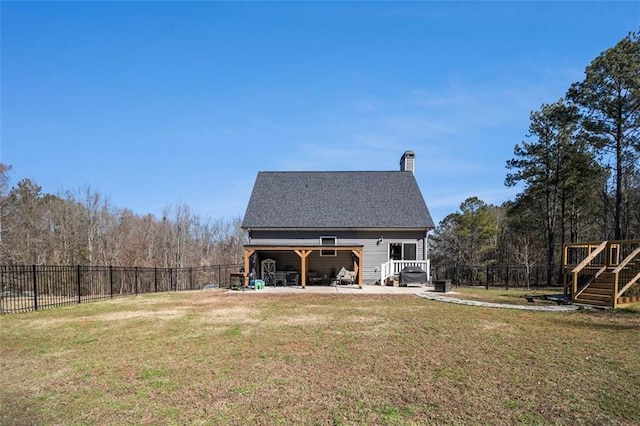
[241,171,434,229]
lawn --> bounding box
[1,290,640,425]
[448,286,571,305]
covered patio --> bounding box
[243,244,364,288]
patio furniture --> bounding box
[274,271,287,286]
[336,267,355,285]
[285,271,298,285]
[307,271,324,285]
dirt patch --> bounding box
[204,306,259,319]
[269,313,326,326]
[95,309,187,321]
[478,320,512,331]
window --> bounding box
[403,243,417,261]
[320,236,337,256]
[389,242,417,261]
[389,243,402,260]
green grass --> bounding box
[1,291,640,425]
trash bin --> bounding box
[433,280,451,293]
[253,279,265,290]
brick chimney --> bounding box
[400,150,415,174]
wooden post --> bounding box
[613,271,619,309]
[295,250,311,288]
[352,249,363,288]
[243,248,255,287]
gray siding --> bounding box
[249,229,427,284]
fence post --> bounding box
[189,267,193,290]
[109,265,114,298]
[218,265,221,287]
[170,268,173,292]
[154,267,158,292]
[32,265,38,311]
[505,266,510,290]
[134,267,138,295]
[77,265,82,304]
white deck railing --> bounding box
[380,259,430,284]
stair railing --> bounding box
[612,245,640,307]
[571,241,608,299]
[380,260,393,284]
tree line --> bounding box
[0,165,245,267]
[3,31,638,279]
[431,30,640,285]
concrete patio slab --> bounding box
[226,284,430,295]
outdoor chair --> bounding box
[336,268,355,285]
[274,271,287,286]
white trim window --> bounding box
[320,236,337,256]
[389,242,417,261]
[403,243,417,260]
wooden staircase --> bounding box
[574,269,615,307]
[565,240,640,308]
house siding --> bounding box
[248,229,426,284]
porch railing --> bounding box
[380,259,430,284]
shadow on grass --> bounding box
[559,319,640,331]
[551,308,640,331]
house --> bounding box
[240,151,435,288]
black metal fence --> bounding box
[0,264,242,314]
[432,265,558,289]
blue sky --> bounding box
[2,2,639,226]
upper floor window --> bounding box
[320,236,337,256]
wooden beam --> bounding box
[244,245,363,252]
[295,250,311,288]
[243,248,255,287]
[352,249,363,288]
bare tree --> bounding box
[0,164,13,261]
[0,169,247,267]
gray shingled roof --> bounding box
[241,171,434,229]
